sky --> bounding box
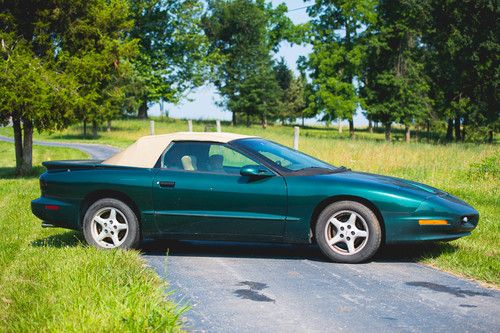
[150,0,368,126]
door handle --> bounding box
[158,181,175,188]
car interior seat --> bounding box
[181,155,198,171]
[209,154,224,172]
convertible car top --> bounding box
[104,132,256,168]
[31,132,479,263]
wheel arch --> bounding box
[80,190,141,228]
[309,195,386,244]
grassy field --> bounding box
[0,142,183,332]
[1,118,499,286]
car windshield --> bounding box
[235,138,336,172]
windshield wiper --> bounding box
[331,166,351,173]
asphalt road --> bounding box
[3,135,498,333]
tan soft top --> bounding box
[103,132,255,168]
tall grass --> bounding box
[0,142,183,332]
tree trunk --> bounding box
[19,119,33,175]
[138,100,148,119]
[405,124,411,143]
[261,113,267,129]
[368,120,373,133]
[426,120,430,143]
[92,121,98,138]
[232,112,237,126]
[246,113,250,127]
[12,114,23,172]
[302,114,305,127]
[462,115,468,142]
[83,120,87,136]
[454,117,461,142]
[349,118,354,138]
[107,120,112,132]
[446,118,453,141]
[384,122,392,142]
[488,130,493,144]
[338,118,342,133]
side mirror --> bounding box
[240,165,274,178]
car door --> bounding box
[152,141,287,240]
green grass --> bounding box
[1,119,499,286]
[0,142,183,332]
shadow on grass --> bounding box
[0,166,45,179]
[141,239,459,264]
[31,231,84,248]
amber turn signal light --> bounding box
[418,219,448,225]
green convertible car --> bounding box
[32,132,479,263]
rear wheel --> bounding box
[83,198,140,249]
[315,201,382,263]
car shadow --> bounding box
[141,238,459,264]
[31,231,84,248]
[31,230,459,264]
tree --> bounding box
[61,0,139,136]
[0,0,137,174]
[306,0,377,137]
[274,59,306,125]
[202,0,300,126]
[424,0,499,142]
[361,0,430,142]
[0,44,78,175]
[129,0,216,119]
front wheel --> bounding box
[315,201,382,263]
[83,198,140,249]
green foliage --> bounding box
[305,0,377,127]
[423,0,499,141]
[0,44,79,131]
[361,0,430,138]
[274,59,307,124]
[129,0,216,118]
[202,0,302,126]
[467,154,500,181]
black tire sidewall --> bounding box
[315,201,382,263]
[83,198,140,249]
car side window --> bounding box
[161,141,258,175]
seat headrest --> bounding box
[181,155,197,171]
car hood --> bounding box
[315,169,445,198]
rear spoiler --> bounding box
[42,160,104,172]
[42,160,145,172]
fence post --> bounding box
[216,120,221,132]
[293,126,300,150]
[149,120,155,135]
[188,119,193,132]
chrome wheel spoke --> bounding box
[94,216,107,227]
[346,239,356,254]
[109,208,117,221]
[347,212,357,225]
[355,230,368,238]
[328,217,343,230]
[328,233,343,246]
[96,230,108,242]
[110,233,120,246]
[114,222,128,231]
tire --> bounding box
[315,201,382,263]
[83,198,140,249]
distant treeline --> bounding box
[0,0,498,174]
